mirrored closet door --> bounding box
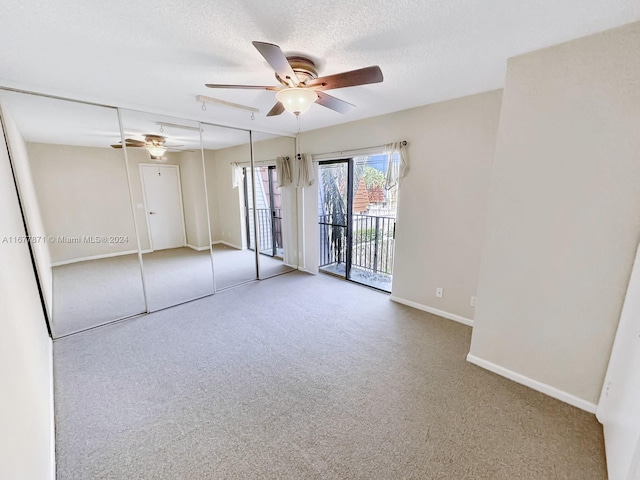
[0,90,146,337]
[250,132,298,279]
[120,110,214,311]
[201,123,257,290]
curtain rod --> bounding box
[302,140,407,160]
[233,156,289,167]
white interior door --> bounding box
[597,242,640,480]
[141,164,185,251]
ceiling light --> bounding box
[276,88,318,116]
[146,145,167,158]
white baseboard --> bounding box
[297,266,317,275]
[212,240,243,250]
[466,353,598,413]
[48,339,56,480]
[51,249,138,267]
[186,244,210,252]
[390,296,474,327]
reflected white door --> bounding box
[141,164,186,251]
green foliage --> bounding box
[362,166,386,189]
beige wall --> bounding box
[299,90,503,320]
[178,150,210,249]
[1,106,53,315]
[28,142,138,264]
[206,143,251,249]
[469,21,640,405]
[203,150,222,242]
[0,119,54,480]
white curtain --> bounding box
[275,155,298,267]
[275,156,293,187]
[384,142,409,190]
[231,162,243,189]
[296,153,316,187]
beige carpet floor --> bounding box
[52,247,215,337]
[212,243,295,289]
[53,271,606,479]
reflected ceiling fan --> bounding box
[110,134,186,160]
[205,41,383,117]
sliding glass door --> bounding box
[318,156,398,292]
[318,160,351,278]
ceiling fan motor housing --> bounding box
[144,134,166,146]
[276,56,318,86]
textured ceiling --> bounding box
[1,0,639,138]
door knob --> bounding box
[149,211,157,215]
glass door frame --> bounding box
[318,158,354,280]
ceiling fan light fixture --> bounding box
[146,145,167,158]
[276,87,318,116]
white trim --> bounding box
[312,146,386,162]
[297,266,317,274]
[51,249,139,267]
[186,244,210,252]
[212,240,243,250]
[466,353,598,414]
[390,295,474,327]
[48,339,55,480]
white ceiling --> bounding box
[1,0,639,138]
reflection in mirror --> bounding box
[251,132,298,279]
[201,123,257,290]
[0,90,146,337]
[119,110,214,311]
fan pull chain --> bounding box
[250,112,255,120]
[159,125,164,133]
[201,102,207,111]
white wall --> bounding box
[298,90,503,320]
[1,106,53,315]
[469,21,640,408]
[27,142,138,263]
[0,118,54,480]
[597,241,640,480]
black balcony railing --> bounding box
[319,214,395,275]
[249,208,283,255]
[351,215,395,275]
[319,213,348,267]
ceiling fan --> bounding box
[110,134,185,160]
[205,41,383,117]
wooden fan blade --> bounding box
[252,41,299,86]
[315,92,355,114]
[266,102,285,117]
[124,139,146,147]
[307,66,383,91]
[205,83,280,91]
[110,144,123,149]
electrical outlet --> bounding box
[436,288,443,298]
[471,296,477,307]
